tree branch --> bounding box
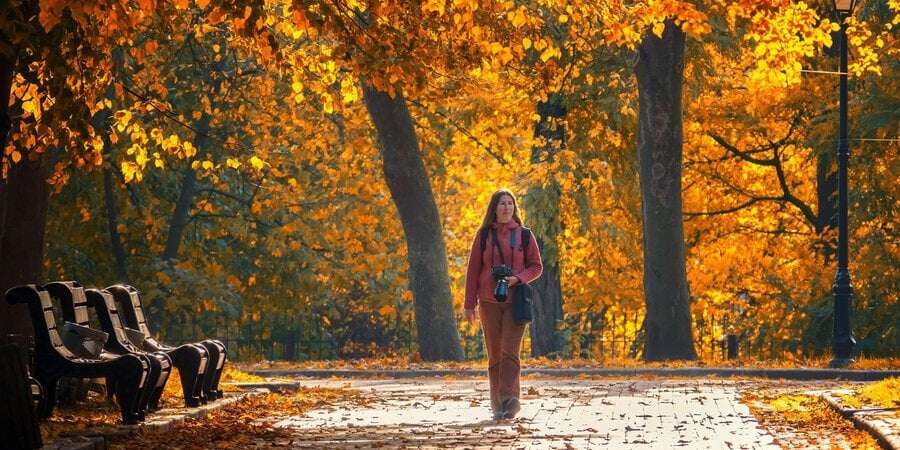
[772,146,818,227]
[707,133,777,166]
[406,98,509,165]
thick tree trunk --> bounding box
[0,156,49,338]
[524,97,565,357]
[361,82,463,361]
[634,20,697,361]
[529,233,564,356]
[1,51,13,153]
[0,42,49,336]
[0,343,42,449]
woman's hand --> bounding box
[505,276,520,287]
[464,308,478,326]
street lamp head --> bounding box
[833,0,857,14]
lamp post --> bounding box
[830,0,857,368]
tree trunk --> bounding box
[634,20,697,361]
[162,166,197,262]
[0,41,49,342]
[92,86,130,282]
[0,155,49,338]
[103,168,129,281]
[0,343,42,449]
[529,233,564,356]
[0,50,13,153]
[162,116,209,262]
[361,82,463,361]
[524,96,565,357]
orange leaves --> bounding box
[249,155,266,171]
[191,159,215,171]
[421,0,447,17]
[599,0,710,49]
[539,46,559,63]
[15,78,45,122]
[844,15,895,77]
[340,77,360,104]
[742,2,838,87]
[114,110,132,132]
[378,304,395,317]
[144,40,159,54]
[652,21,666,38]
[121,161,143,183]
[507,7,529,28]
[745,391,881,449]
[38,0,66,31]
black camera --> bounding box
[492,265,513,301]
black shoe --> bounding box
[502,398,520,419]
[122,414,142,425]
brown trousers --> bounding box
[479,300,527,413]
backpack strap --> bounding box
[490,227,506,266]
[521,228,530,263]
[481,226,531,263]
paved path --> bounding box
[267,378,785,449]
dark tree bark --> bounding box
[0,155,49,338]
[91,81,130,282]
[0,343,42,449]
[162,167,198,262]
[162,116,209,262]
[0,50,13,153]
[524,96,565,357]
[361,82,463,361]
[634,20,697,361]
[0,31,49,342]
[528,231,564,356]
[103,168,129,281]
[101,48,129,281]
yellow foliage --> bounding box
[842,377,900,411]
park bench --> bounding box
[5,284,150,424]
[44,281,172,415]
[83,287,178,410]
[106,284,227,405]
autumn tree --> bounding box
[633,19,697,360]
[0,0,267,335]
[279,1,542,360]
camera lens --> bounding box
[494,278,509,301]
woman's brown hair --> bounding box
[479,188,523,232]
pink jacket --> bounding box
[464,221,543,310]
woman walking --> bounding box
[464,188,543,420]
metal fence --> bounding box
[158,308,827,362]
